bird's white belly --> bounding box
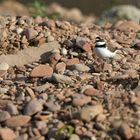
[94,47,115,58]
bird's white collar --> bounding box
[96,42,106,46]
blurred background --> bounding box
[0,0,140,24]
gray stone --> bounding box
[45,101,61,112]
[36,121,47,130]
[5,103,19,115]
[24,99,43,116]
[34,83,52,93]
[76,36,86,47]
[69,64,90,72]
[0,111,11,122]
[0,87,9,94]
[98,5,140,25]
[51,73,73,84]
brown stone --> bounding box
[0,128,16,140]
[24,28,38,40]
[66,58,80,66]
[119,123,133,140]
[30,64,53,77]
[5,115,31,128]
[38,37,46,45]
[55,62,66,74]
[49,53,61,66]
[84,88,98,96]
[80,104,103,122]
[80,42,92,52]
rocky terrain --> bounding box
[0,15,140,140]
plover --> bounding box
[93,36,120,59]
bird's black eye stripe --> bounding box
[95,44,106,48]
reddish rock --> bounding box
[49,53,61,66]
[119,123,133,140]
[79,42,92,52]
[84,88,98,96]
[5,115,31,128]
[0,128,16,140]
[34,37,46,46]
[30,64,53,78]
[24,28,38,40]
[55,62,66,74]
[66,58,80,66]
[38,37,46,45]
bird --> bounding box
[93,36,120,59]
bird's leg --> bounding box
[105,58,112,63]
[110,58,114,64]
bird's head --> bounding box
[95,36,106,46]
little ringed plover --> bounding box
[94,36,120,59]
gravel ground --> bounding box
[0,16,140,140]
